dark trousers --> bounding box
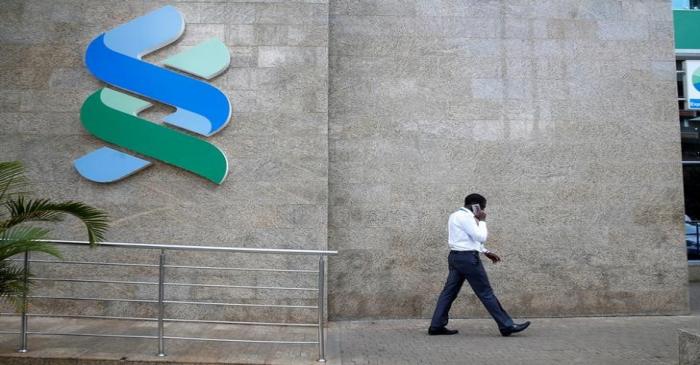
[430,250,514,330]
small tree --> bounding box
[0,161,109,307]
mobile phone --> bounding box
[471,204,481,215]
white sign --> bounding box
[686,60,700,110]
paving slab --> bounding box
[2,284,700,365]
[335,316,700,365]
[679,328,700,365]
[0,316,335,365]
[3,314,700,365]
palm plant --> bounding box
[0,161,109,307]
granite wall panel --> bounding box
[0,0,689,321]
[0,0,328,321]
[327,0,688,319]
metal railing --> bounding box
[0,239,337,362]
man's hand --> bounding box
[484,252,501,264]
[475,210,487,221]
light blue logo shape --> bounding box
[75,147,151,183]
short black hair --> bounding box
[464,193,486,210]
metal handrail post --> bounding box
[157,249,166,357]
[18,251,29,353]
[317,255,325,362]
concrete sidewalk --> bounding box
[1,314,700,365]
[335,315,700,365]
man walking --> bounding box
[428,193,530,336]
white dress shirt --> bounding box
[448,207,489,253]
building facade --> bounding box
[0,0,688,321]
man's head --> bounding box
[464,193,486,211]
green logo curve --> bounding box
[80,88,228,184]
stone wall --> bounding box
[0,0,328,322]
[327,0,689,319]
[0,0,689,321]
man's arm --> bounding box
[462,211,487,243]
[472,211,501,264]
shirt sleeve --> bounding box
[479,242,490,254]
[460,213,488,243]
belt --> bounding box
[449,250,479,255]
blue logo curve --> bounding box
[85,6,230,136]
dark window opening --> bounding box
[677,59,700,259]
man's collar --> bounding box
[459,207,474,216]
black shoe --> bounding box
[428,327,459,336]
[499,321,531,337]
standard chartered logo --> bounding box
[74,6,231,184]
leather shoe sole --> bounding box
[428,327,459,336]
[500,321,531,337]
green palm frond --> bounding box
[3,197,109,245]
[0,161,110,305]
[0,260,27,306]
[0,226,59,261]
[0,162,29,204]
[0,226,60,309]
[4,197,64,225]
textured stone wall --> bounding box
[0,0,690,321]
[0,0,328,321]
[328,0,689,319]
